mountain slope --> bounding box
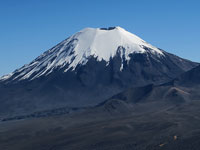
[1,66,200,150]
[0,27,198,118]
[100,65,200,109]
[0,26,164,82]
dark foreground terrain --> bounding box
[1,100,200,150]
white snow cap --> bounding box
[0,26,164,81]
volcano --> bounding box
[0,26,198,117]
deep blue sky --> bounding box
[0,0,199,76]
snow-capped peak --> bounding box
[72,26,163,61]
[0,26,164,81]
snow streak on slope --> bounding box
[0,26,164,81]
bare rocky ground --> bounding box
[1,100,200,150]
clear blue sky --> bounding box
[0,0,199,76]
